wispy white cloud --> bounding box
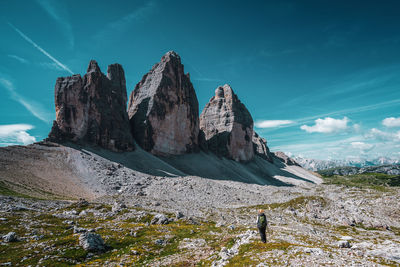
[280,65,400,111]
[382,117,400,128]
[0,124,36,145]
[300,117,349,133]
[365,128,400,142]
[38,62,64,71]
[350,141,375,152]
[255,120,294,128]
[94,1,156,41]
[7,54,29,64]
[8,22,74,75]
[0,78,52,123]
[36,0,74,48]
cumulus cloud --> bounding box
[0,124,36,145]
[351,141,375,152]
[255,120,294,128]
[382,117,400,128]
[300,117,349,133]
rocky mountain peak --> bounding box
[128,51,199,155]
[87,60,101,73]
[214,84,234,99]
[200,85,254,162]
[162,50,180,61]
[48,60,134,152]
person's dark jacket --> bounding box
[257,213,267,229]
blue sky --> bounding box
[1,0,400,160]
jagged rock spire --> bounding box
[200,84,254,162]
[48,60,134,152]
[127,51,199,155]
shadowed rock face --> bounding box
[253,132,273,163]
[48,60,134,152]
[200,84,254,162]
[127,51,199,155]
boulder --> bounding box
[112,201,127,212]
[199,84,254,162]
[79,232,106,252]
[151,213,169,225]
[48,60,134,152]
[3,232,18,242]
[127,51,199,155]
[252,132,273,163]
[337,240,351,248]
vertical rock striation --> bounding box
[199,84,254,162]
[127,51,199,155]
[48,60,134,151]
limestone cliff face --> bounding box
[199,85,254,162]
[127,51,199,155]
[253,132,273,163]
[273,151,300,166]
[48,60,134,151]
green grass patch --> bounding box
[225,240,293,266]
[244,195,327,212]
[322,173,400,191]
[0,180,31,198]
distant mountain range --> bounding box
[292,156,400,171]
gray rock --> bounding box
[154,239,167,246]
[76,198,89,208]
[252,132,273,163]
[128,51,199,155]
[73,226,88,234]
[112,201,127,212]
[338,240,351,248]
[175,211,184,219]
[48,60,134,152]
[3,232,18,242]
[79,232,106,252]
[151,214,169,225]
[200,84,254,162]
[273,151,300,166]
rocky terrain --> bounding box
[0,143,399,266]
[1,51,399,266]
[0,167,399,266]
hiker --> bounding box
[257,209,267,243]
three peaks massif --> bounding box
[48,51,271,162]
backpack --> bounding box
[258,214,267,228]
